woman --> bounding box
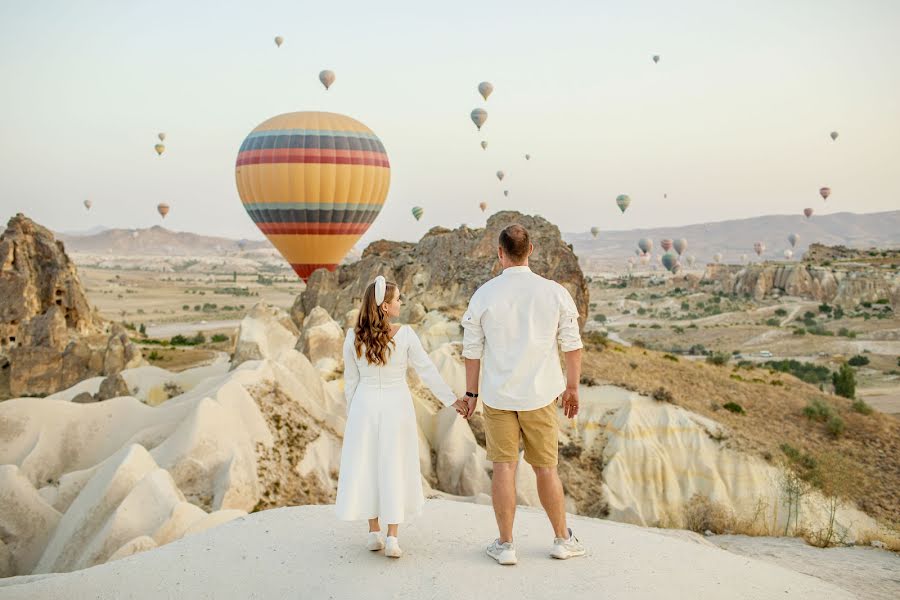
[334,275,468,558]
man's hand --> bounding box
[465,395,478,419]
[452,398,470,418]
[560,385,579,419]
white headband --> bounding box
[374,275,386,306]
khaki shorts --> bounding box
[482,400,559,467]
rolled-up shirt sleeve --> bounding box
[461,297,485,360]
[557,286,583,352]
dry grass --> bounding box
[581,344,900,528]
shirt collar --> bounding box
[503,265,532,274]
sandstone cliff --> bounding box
[292,211,589,329]
[0,214,144,399]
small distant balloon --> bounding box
[616,194,631,213]
[830,131,838,141]
[661,252,678,272]
[481,141,488,150]
[784,249,794,260]
[652,55,660,64]
[590,226,600,239]
[154,143,165,156]
[819,186,831,201]
[479,201,488,212]
[687,255,696,267]
[660,239,673,252]
[319,70,335,90]
[411,206,424,221]
[637,238,653,254]
[788,233,799,248]
[83,199,92,210]
[157,132,166,142]
[525,154,531,160]
[470,108,488,131]
[496,170,504,181]
[274,36,284,47]
[503,190,509,197]
[673,238,687,256]
[478,81,493,101]
[157,203,170,218]
[713,252,723,264]
[803,208,814,219]
[753,241,765,256]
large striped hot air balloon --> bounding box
[234,111,391,281]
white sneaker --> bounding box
[486,539,517,565]
[366,531,385,551]
[384,536,403,558]
[550,527,586,559]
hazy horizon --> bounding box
[2,0,899,246]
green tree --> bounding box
[832,364,856,399]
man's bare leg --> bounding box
[491,461,518,543]
[533,465,569,539]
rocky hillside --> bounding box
[293,211,589,328]
[696,260,900,308]
[55,226,270,256]
[0,214,144,399]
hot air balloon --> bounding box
[319,70,335,90]
[784,249,794,260]
[503,190,509,197]
[753,241,765,256]
[479,202,487,212]
[496,170,504,181]
[412,206,423,221]
[237,239,248,251]
[234,111,391,281]
[803,208,814,219]
[830,131,838,141]
[616,194,631,213]
[638,238,653,254]
[274,36,284,47]
[481,141,488,150]
[157,203,170,218]
[788,233,799,247]
[673,238,687,256]
[819,186,831,201]
[470,108,488,131]
[652,55,660,64]
[687,255,696,267]
[660,239,673,252]
[154,143,165,156]
[478,81,493,101]
[83,199,92,210]
[713,252,723,264]
[525,154,531,160]
[590,226,600,239]
[661,252,678,272]
[158,132,166,142]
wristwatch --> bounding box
[465,391,479,398]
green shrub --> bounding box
[818,303,832,314]
[148,350,161,360]
[681,301,690,311]
[851,399,873,415]
[765,318,780,327]
[774,308,788,317]
[803,398,833,421]
[765,360,831,384]
[832,364,856,399]
[792,328,806,336]
[723,402,744,414]
[650,324,662,329]
[593,314,607,323]
[211,333,229,343]
[826,415,845,437]
[706,352,730,366]
[663,354,679,362]
[847,355,869,367]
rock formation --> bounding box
[0,215,144,399]
[291,211,589,330]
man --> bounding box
[460,223,585,566]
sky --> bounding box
[1,0,898,246]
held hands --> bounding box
[560,385,579,419]
[452,396,478,419]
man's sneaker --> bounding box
[384,536,403,558]
[366,531,385,551]
[486,539,518,565]
[550,527,586,559]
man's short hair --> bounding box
[499,224,530,263]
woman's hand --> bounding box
[452,398,470,418]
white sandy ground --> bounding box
[0,500,861,600]
[708,535,900,600]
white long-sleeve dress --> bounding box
[334,324,457,524]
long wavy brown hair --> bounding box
[354,279,399,366]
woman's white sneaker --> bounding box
[486,539,518,565]
[384,536,403,558]
[366,531,385,551]
[550,528,586,559]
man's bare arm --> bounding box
[464,358,481,417]
[561,348,582,418]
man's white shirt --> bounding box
[461,265,583,411]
